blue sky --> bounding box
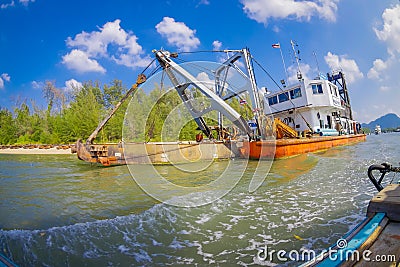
[0,0,399,123]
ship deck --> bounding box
[77,134,367,166]
[240,134,366,159]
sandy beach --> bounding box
[0,146,74,155]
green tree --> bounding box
[59,82,102,143]
[0,79,257,145]
[13,102,34,144]
[229,95,252,121]
[145,87,183,142]
[103,80,124,109]
[361,127,371,134]
[102,80,127,142]
[0,108,17,144]
[123,88,149,142]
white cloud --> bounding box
[367,4,400,88]
[324,52,363,84]
[374,4,400,55]
[155,17,200,52]
[31,80,44,89]
[65,79,83,91]
[66,19,128,57]
[367,57,393,81]
[112,53,152,68]
[378,85,391,92]
[1,73,10,82]
[240,0,339,25]
[196,72,213,83]
[62,49,106,73]
[287,63,313,85]
[123,35,142,55]
[366,56,400,94]
[19,0,34,6]
[212,40,222,50]
[196,72,215,92]
[272,25,281,33]
[0,73,11,89]
[196,0,210,7]
[1,0,34,9]
[63,19,150,72]
[1,1,15,9]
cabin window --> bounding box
[278,92,289,103]
[290,88,302,99]
[312,84,323,94]
[329,84,338,96]
[268,95,278,105]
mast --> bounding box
[273,42,289,84]
[288,41,313,132]
[313,51,321,78]
[290,40,303,81]
[242,48,264,139]
[328,71,353,120]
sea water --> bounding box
[1,134,399,266]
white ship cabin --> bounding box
[263,78,359,136]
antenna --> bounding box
[313,51,321,79]
[290,40,302,81]
[272,42,289,85]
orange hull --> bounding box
[239,134,367,159]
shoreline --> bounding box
[0,145,74,155]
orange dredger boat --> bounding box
[77,46,366,165]
[239,134,366,160]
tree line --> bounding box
[0,80,252,145]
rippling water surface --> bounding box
[1,134,400,266]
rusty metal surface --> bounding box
[76,140,235,166]
[76,139,125,166]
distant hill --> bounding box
[362,113,400,130]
